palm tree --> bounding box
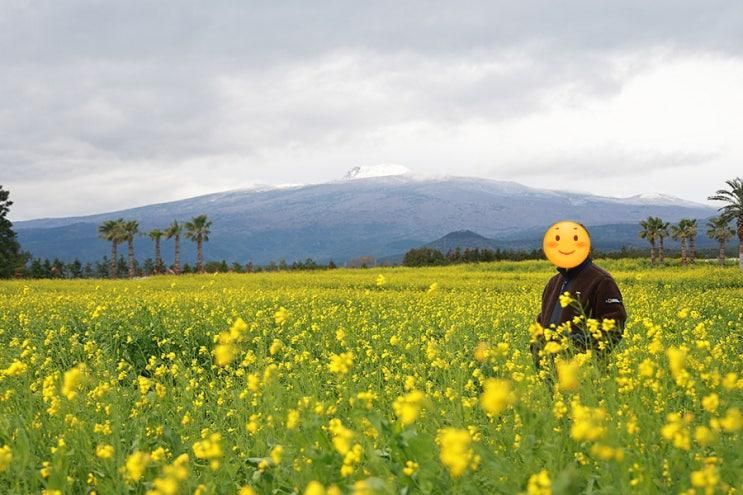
[684,219,698,263]
[671,220,689,265]
[185,214,212,274]
[98,218,125,278]
[708,177,743,270]
[122,220,139,278]
[654,217,669,264]
[165,221,183,274]
[148,229,165,274]
[639,217,658,264]
[706,216,734,266]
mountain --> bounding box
[14,167,716,265]
[423,230,499,252]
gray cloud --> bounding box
[2,1,743,219]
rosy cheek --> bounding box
[576,241,588,248]
[546,241,558,248]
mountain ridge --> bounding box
[14,172,716,264]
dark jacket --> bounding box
[533,258,627,359]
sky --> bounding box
[2,1,743,221]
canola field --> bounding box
[0,259,742,495]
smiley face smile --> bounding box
[558,250,575,255]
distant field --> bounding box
[0,260,741,494]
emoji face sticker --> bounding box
[543,221,591,269]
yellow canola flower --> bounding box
[2,360,27,377]
[274,307,290,325]
[403,460,419,476]
[479,379,516,415]
[328,351,353,375]
[559,291,574,308]
[270,445,283,465]
[393,390,426,426]
[375,274,386,287]
[570,401,607,442]
[304,481,326,495]
[0,445,12,473]
[214,344,237,367]
[304,482,341,495]
[543,342,562,354]
[96,444,115,459]
[719,407,742,433]
[701,393,719,413]
[62,363,87,400]
[192,432,223,471]
[556,358,580,392]
[238,487,257,495]
[690,463,719,495]
[122,451,151,482]
[661,413,693,451]
[287,409,300,430]
[437,428,476,478]
[590,444,624,462]
[694,426,716,446]
[526,469,551,495]
[146,454,189,495]
[328,419,354,455]
[473,342,490,362]
[666,347,686,376]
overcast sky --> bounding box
[3,1,743,220]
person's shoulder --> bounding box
[586,262,616,282]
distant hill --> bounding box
[423,230,499,252]
[14,167,716,264]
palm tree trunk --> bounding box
[680,239,687,265]
[128,239,135,278]
[689,235,696,263]
[111,241,118,278]
[719,240,725,266]
[658,237,665,263]
[650,240,656,265]
[174,234,181,274]
[738,217,743,270]
[197,238,204,273]
[155,238,162,274]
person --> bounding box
[530,221,627,375]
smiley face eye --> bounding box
[574,235,578,241]
[555,235,560,241]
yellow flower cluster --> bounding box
[392,390,426,425]
[0,445,12,473]
[479,378,516,415]
[214,317,248,366]
[192,431,223,471]
[437,428,478,478]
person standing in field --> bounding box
[530,221,627,375]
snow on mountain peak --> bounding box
[343,164,411,180]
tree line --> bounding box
[403,247,544,266]
[639,177,743,267]
[19,255,340,279]
[98,215,212,277]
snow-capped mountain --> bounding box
[14,169,715,264]
[342,164,411,180]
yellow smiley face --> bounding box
[543,221,591,269]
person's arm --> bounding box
[592,277,627,352]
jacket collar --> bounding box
[557,256,593,281]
